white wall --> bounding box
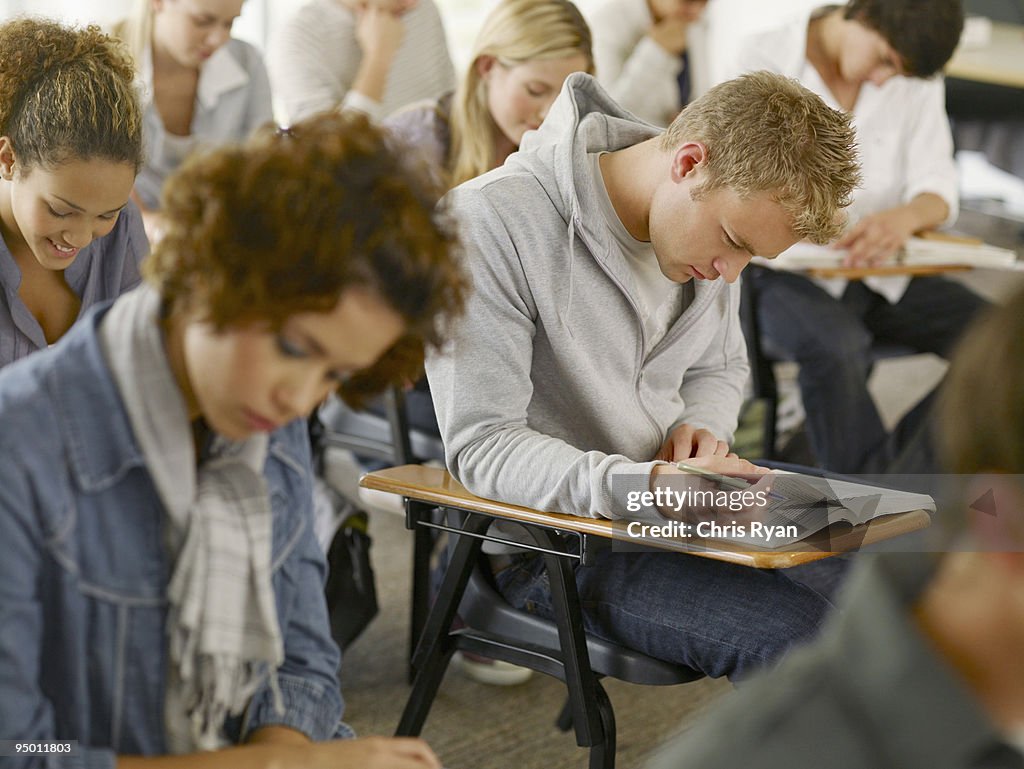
[0,0,270,50]
[702,0,821,84]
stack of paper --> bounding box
[902,237,1018,269]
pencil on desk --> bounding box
[675,462,785,502]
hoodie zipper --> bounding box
[568,213,665,447]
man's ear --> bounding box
[476,54,498,80]
[0,137,16,181]
[670,142,707,182]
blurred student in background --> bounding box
[732,0,988,475]
[269,0,454,125]
[114,0,273,242]
[590,0,710,127]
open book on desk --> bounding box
[714,471,935,547]
[756,235,1018,277]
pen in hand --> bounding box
[675,462,785,502]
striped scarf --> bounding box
[99,285,284,751]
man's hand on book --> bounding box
[653,423,734,462]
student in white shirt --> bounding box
[268,0,455,125]
[589,0,711,127]
[113,0,274,243]
[732,0,989,475]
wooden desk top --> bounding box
[360,465,931,570]
[802,263,972,280]
[947,21,1024,89]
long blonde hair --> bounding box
[449,0,593,188]
[110,0,153,68]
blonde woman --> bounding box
[386,0,594,191]
[113,0,273,242]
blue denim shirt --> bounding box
[0,302,343,767]
[0,201,148,368]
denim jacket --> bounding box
[0,303,343,768]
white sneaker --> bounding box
[452,651,533,686]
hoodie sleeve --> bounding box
[426,187,666,521]
[672,281,749,444]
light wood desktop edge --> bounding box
[360,465,932,570]
[802,264,972,280]
[946,21,1024,89]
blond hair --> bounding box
[660,71,860,244]
[0,17,143,173]
[110,0,153,68]
[449,0,593,188]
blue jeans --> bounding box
[493,547,849,681]
[750,270,988,474]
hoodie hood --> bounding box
[511,71,655,226]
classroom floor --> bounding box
[333,206,1024,769]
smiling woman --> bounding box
[0,17,147,366]
[0,110,466,768]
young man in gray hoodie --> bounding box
[425,70,861,679]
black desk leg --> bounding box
[397,510,489,736]
[532,529,614,769]
[408,501,435,682]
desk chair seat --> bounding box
[458,556,701,687]
[318,392,445,466]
